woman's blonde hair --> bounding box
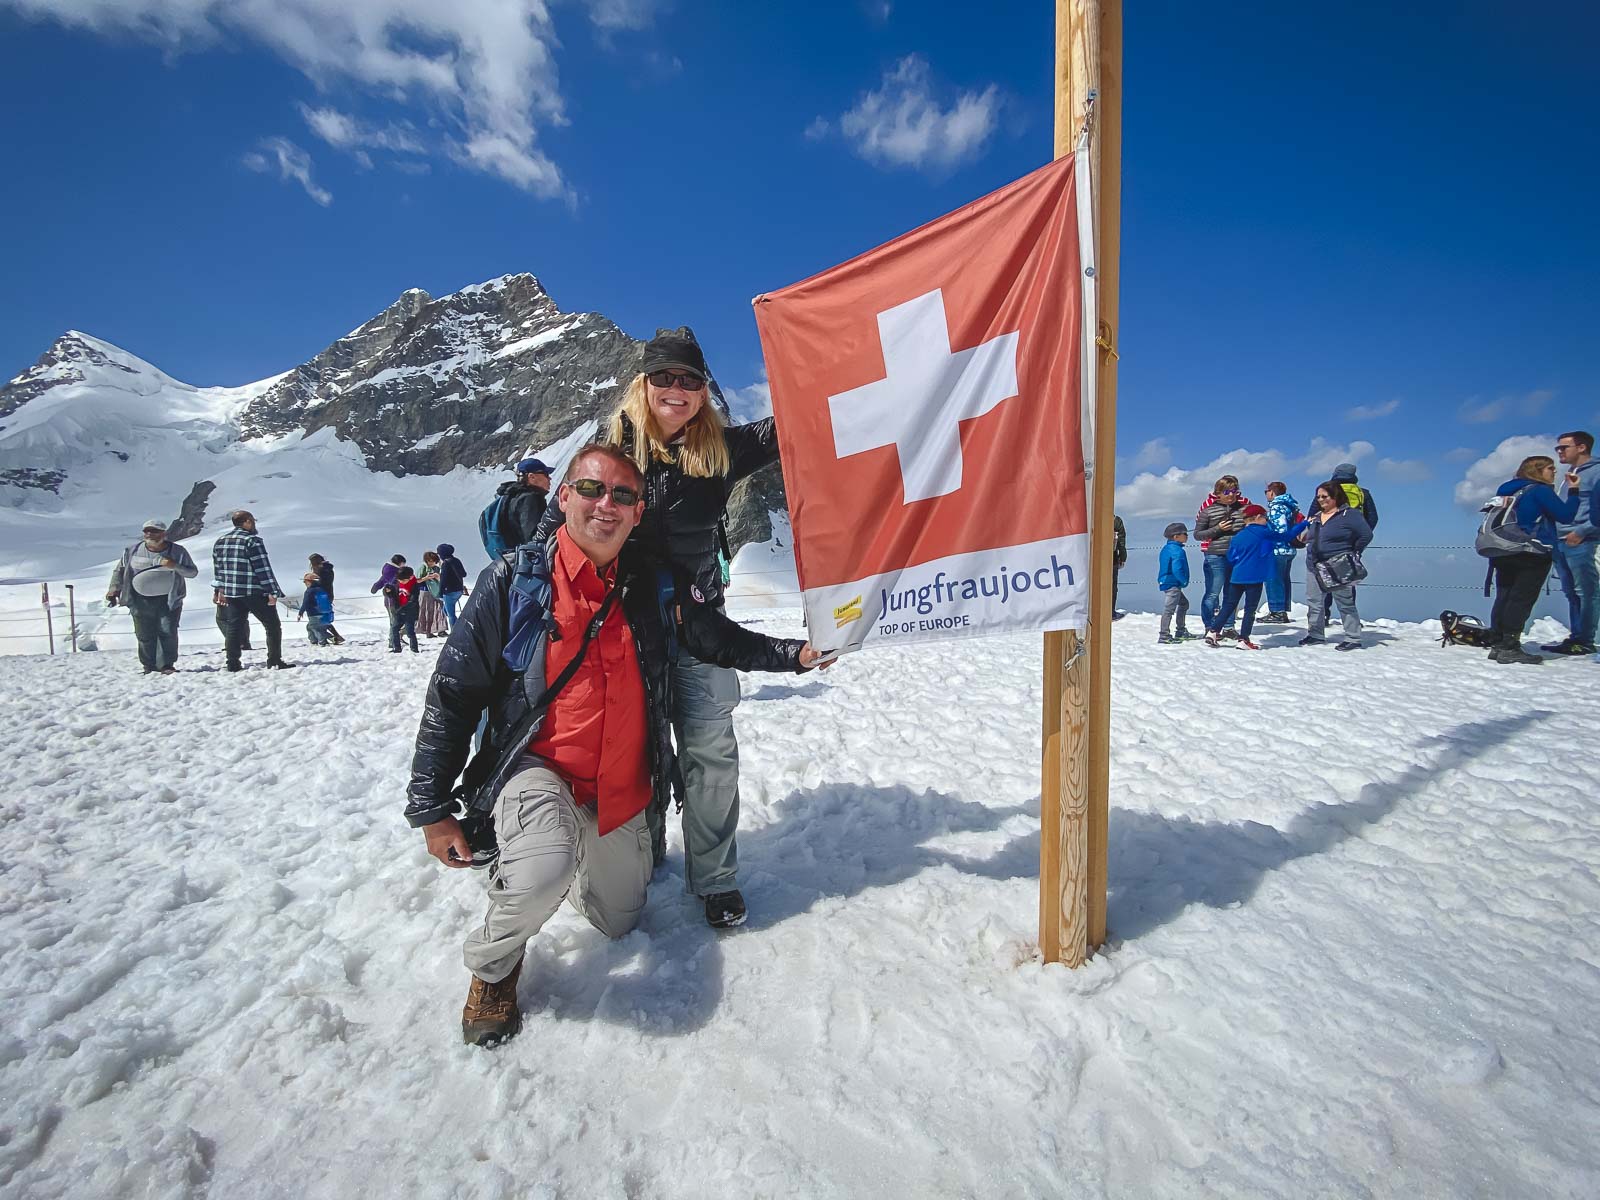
[606,373,730,478]
[1515,455,1554,481]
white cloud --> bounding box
[299,103,423,156]
[1444,447,1478,463]
[1117,437,1170,473]
[242,136,332,206]
[1345,398,1400,420]
[723,373,772,425]
[803,116,830,142]
[862,1,892,24]
[835,55,1000,171]
[583,0,659,32]
[1113,439,1375,519]
[1453,434,1553,509]
[1,0,659,198]
[1374,457,1432,483]
[1458,389,1553,424]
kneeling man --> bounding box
[405,443,821,1046]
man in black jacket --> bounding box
[490,457,553,549]
[407,443,822,1046]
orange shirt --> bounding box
[526,528,650,834]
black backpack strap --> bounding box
[1483,561,1494,598]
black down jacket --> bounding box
[537,413,781,608]
[404,537,806,829]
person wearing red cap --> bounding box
[1207,504,1308,648]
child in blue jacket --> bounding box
[1157,522,1193,643]
[299,572,336,645]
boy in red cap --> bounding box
[1207,505,1307,648]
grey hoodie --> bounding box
[107,539,199,607]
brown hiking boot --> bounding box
[461,960,523,1047]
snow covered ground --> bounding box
[2,607,1596,1198]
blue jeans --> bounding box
[1213,581,1264,639]
[1265,553,1295,612]
[305,616,332,645]
[443,590,465,629]
[1201,554,1232,630]
[389,607,418,651]
[1553,540,1600,645]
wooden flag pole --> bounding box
[1041,0,1121,966]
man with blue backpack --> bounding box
[479,457,552,557]
[407,443,827,1047]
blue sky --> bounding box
[2,0,1597,618]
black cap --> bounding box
[641,327,708,379]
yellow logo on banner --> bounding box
[833,595,863,628]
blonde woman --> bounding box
[604,329,780,927]
[1486,455,1578,664]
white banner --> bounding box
[803,533,1090,654]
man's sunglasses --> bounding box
[646,369,706,391]
[568,478,641,506]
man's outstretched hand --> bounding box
[423,816,473,868]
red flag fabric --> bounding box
[753,154,1089,654]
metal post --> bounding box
[66,584,77,652]
[41,583,55,656]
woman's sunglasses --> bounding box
[568,478,641,506]
[646,369,706,391]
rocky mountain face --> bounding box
[0,274,786,549]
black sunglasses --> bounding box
[646,369,706,391]
[568,478,641,506]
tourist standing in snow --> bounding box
[212,510,293,671]
[1156,522,1193,644]
[1210,505,1308,649]
[1330,462,1379,532]
[1545,431,1599,655]
[406,444,820,1046]
[1487,456,1580,665]
[436,543,469,629]
[1194,476,1249,640]
[1262,481,1301,622]
[485,457,552,552]
[298,571,335,645]
[1111,514,1128,619]
[417,550,448,638]
[307,554,344,644]
[105,518,198,674]
[385,565,423,653]
[1298,483,1372,651]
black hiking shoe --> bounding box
[1296,636,1327,647]
[1543,640,1593,656]
[1335,641,1363,652]
[266,660,296,669]
[705,890,747,929]
[1491,646,1544,665]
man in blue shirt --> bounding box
[212,509,294,672]
[1545,430,1600,655]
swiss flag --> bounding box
[753,154,1089,653]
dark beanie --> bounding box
[641,328,708,378]
[1163,522,1188,538]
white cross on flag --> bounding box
[753,154,1091,654]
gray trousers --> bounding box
[1159,587,1189,636]
[672,649,743,897]
[463,759,652,984]
[1306,574,1362,643]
